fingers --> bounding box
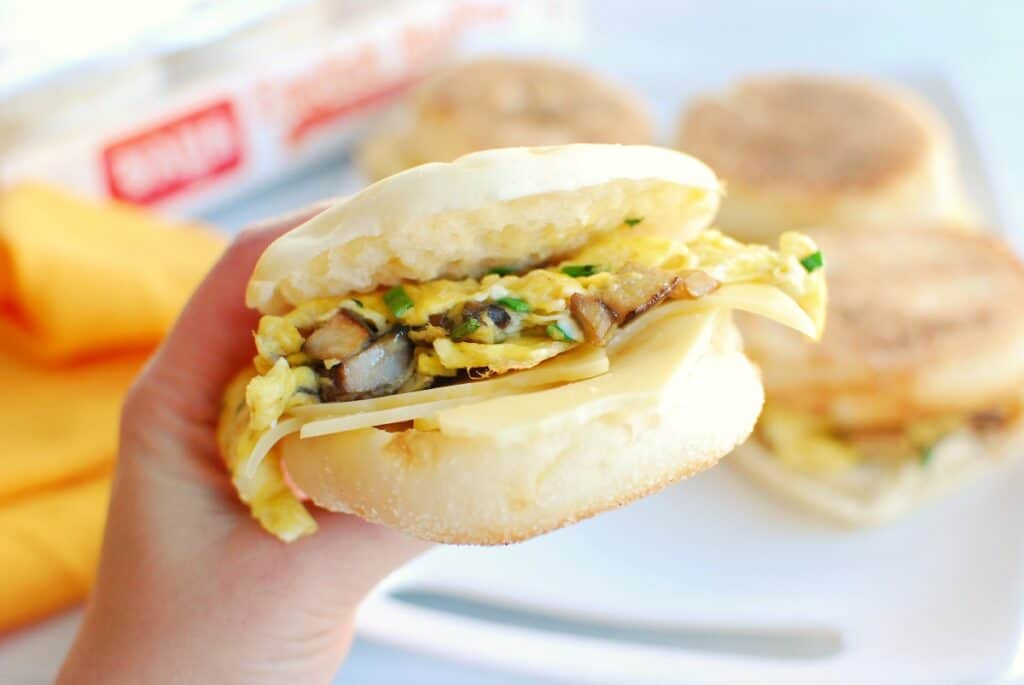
[136,202,332,424]
[295,514,433,607]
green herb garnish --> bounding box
[546,322,577,342]
[450,317,481,341]
[800,250,824,273]
[920,444,935,466]
[497,296,530,313]
[561,264,598,278]
[488,266,516,276]
[383,286,413,317]
[624,216,644,227]
[352,298,364,308]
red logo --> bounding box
[102,100,244,205]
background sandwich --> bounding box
[676,74,973,243]
[218,144,826,544]
[734,224,1024,526]
[357,58,654,180]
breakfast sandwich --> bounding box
[357,58,654,180]
[218,144,826,544]
[734,225,1024,525]
[676,74,973,243]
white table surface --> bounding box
[3,2,1021,684]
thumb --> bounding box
[139,202,332,427]
[293,512,433,607]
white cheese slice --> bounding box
[241,346,609,473]
[300,399,468,438]
[288,344,609,419]
[436,310,721,440]
[665,283,819,339]
[243,417,304,479]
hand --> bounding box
[57,205,430,685]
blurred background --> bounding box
[2,1,1021,234]
[1,1,1023,683]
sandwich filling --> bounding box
[243,229,824,439]
[757,399,1024,476]
[223,227,826,542]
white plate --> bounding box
[359,456,1024,683]
[352,74,1024,685]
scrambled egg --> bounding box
[574,229,826,329]
[218,371,317,541]
[253,228,824,366]
[246,359,318,432]
[758,405,860,474]
[759,404,976,473]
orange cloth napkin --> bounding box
[0,477,111,629]
[0,184,224,633]
[0,184,225,363]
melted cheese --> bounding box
[238,346,611,474]
[437,310,721,440]
[300,400,467,438]
[243,418,304,479]
[664,283,819,340]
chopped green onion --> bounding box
[800,250,824,273]
[624,216,644,227]
[488,266,516,276]
[546,322,577,342]
[351,298,364,308]
[561,264,598,278]
[497,296,530,313]
[450,317,480,341]
[920,444,935,466]
[383,286,413,317]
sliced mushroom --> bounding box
[599,266,680,323]
[448,302,512,344]
[329,328,414,400]
[303,311,372,361]
[971,407,1015,433]
[428,313,451,330]
[671,270,720,299]
[485,304,511,329]
[569,293,618,344]
[408,324,448,344]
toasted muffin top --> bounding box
[405,58,654,163]
[740,225,1024,426]
[678,75,943,194]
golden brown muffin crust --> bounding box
[807,227,1024,368]
[741,226,1024,423]
[409,59,654,160]
[678,75,935,193]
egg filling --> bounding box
[757,400,1024,475]
[243,229,825,439]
